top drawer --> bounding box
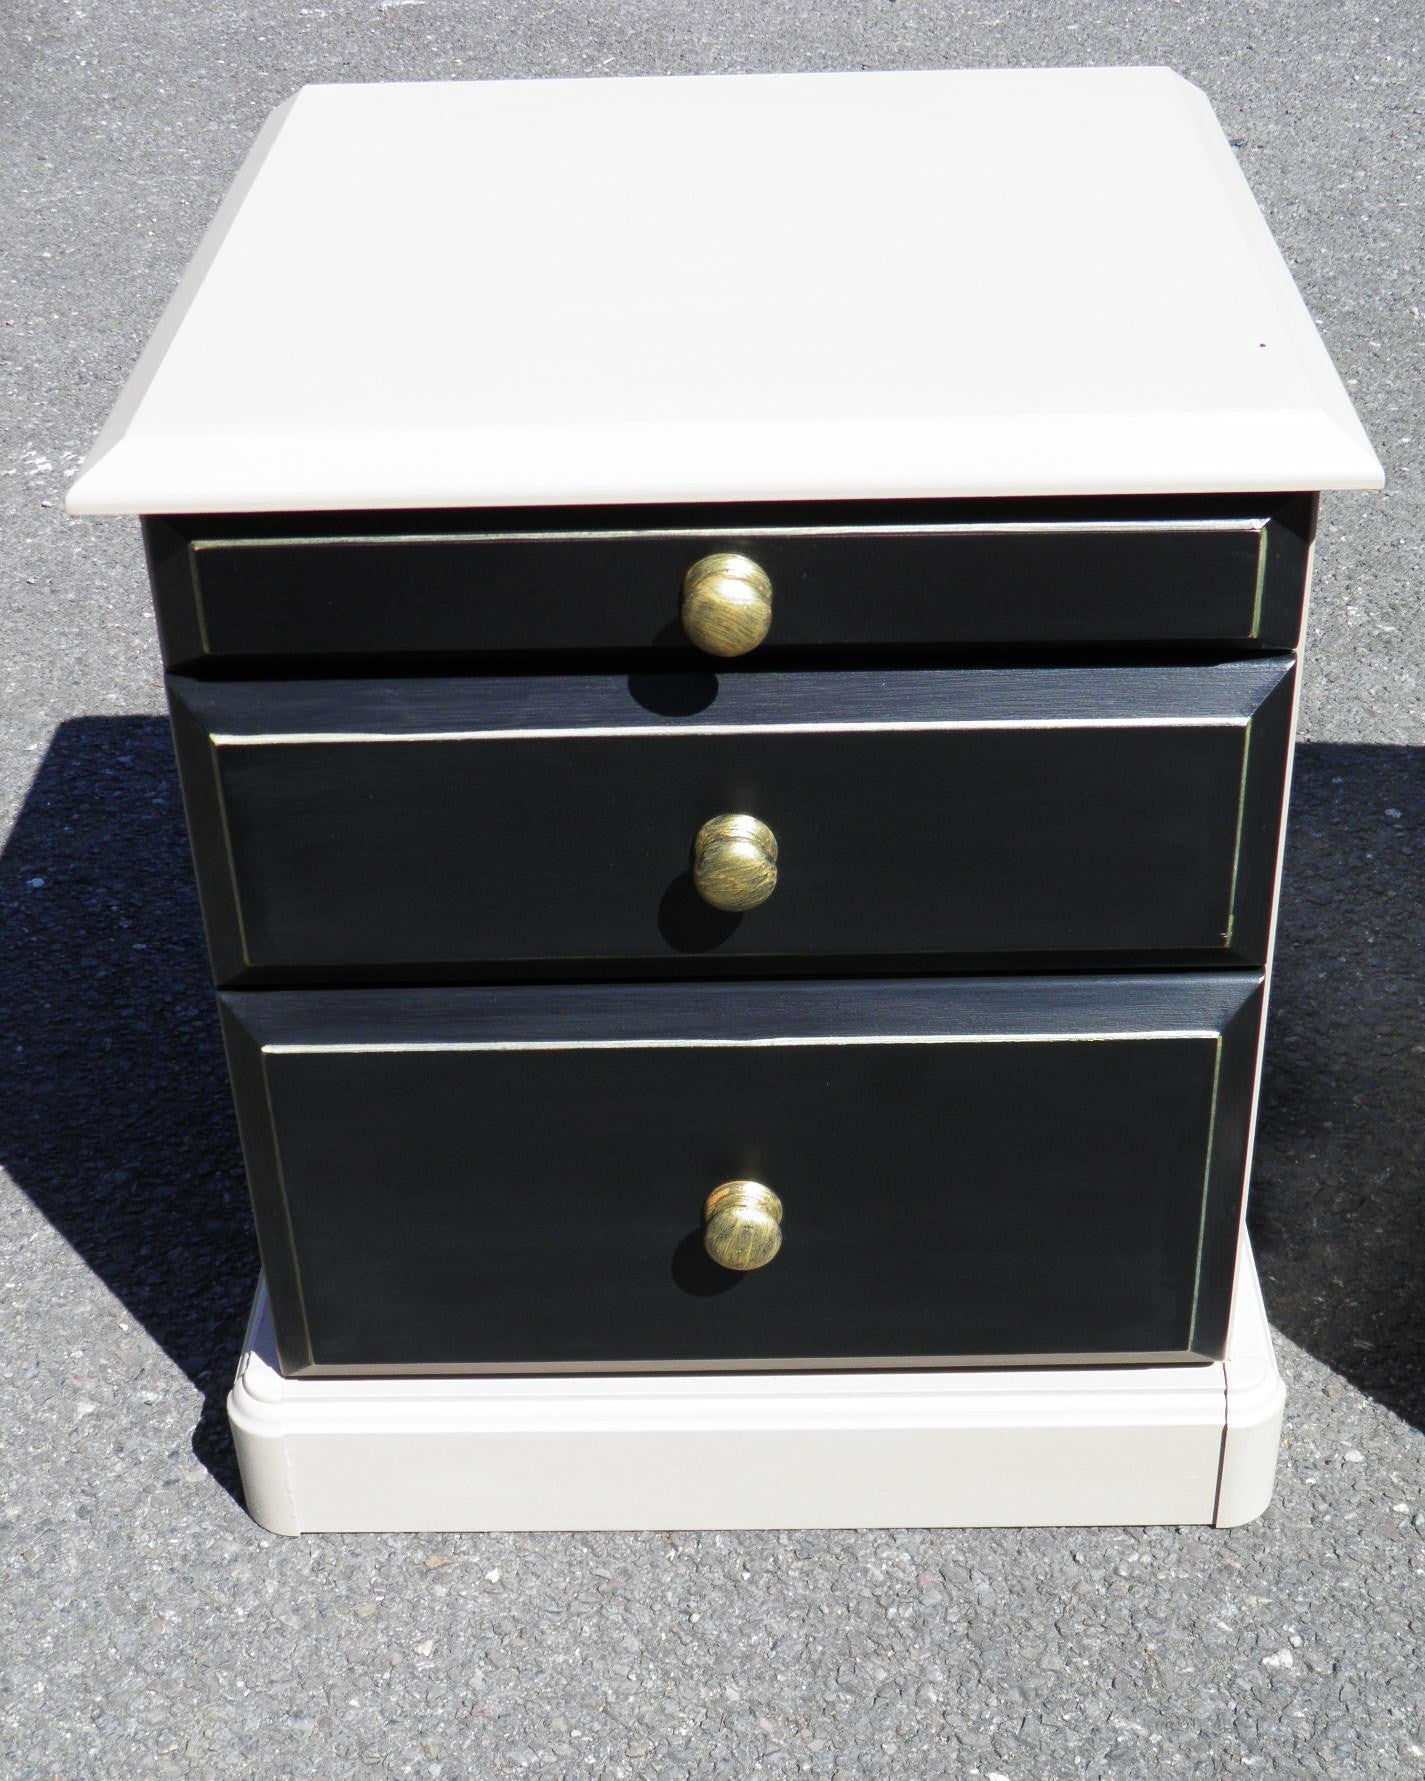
[144,494,1314,670]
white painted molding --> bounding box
[227,1238,1281,1534]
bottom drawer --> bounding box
[219,975,1263,1377]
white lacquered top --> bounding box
[67,68,1382,514]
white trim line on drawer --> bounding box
[211,715,1248,747]
[262,1032,1219,1055]
[191,515,1272,550]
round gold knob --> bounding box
[703,1180,783,1271]
[691,813,778,912]
[681,553,773,657]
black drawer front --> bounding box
[219,974,1262,1376]
[146,495,1313,669]
[172,661,1294,984]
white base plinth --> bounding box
[228,1241,1283,1534]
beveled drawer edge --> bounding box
[219,972,1265,1047]
[285,1347,1216,1379]
[1250,523,1270,638]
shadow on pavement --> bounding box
[0,717,251,1504]
[1249,740,1425,1431]
[0,719,1419,1510]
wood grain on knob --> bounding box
[703,1180,784,1271]
[681,552,773,657]
[691,813,779,912]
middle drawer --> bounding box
[170,661,1294,985]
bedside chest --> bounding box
[67,69,1382,1532]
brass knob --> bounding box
[681,552,773,657]
[691,813,778,912]
[703,1180,783,1271]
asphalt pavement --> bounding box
[2,2,1422,1775]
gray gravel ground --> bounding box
[3,2,1423,1776]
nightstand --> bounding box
[67,69,1381,1532]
